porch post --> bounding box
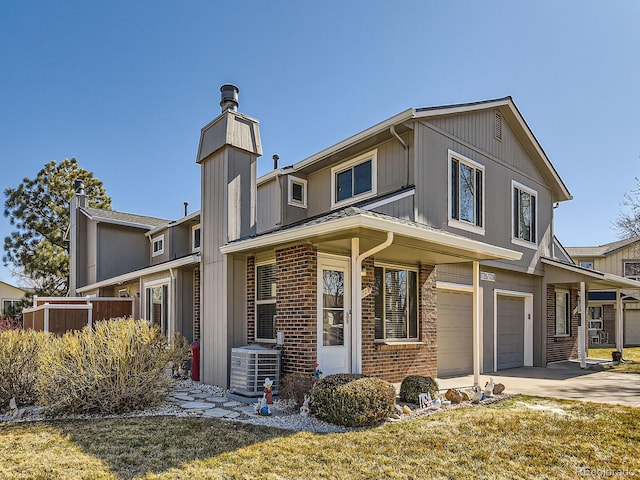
[616,288,624,356]
[579,282,586,368]
[351,238,361,374]
[472,261,481,387]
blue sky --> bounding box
[1,1,639,285]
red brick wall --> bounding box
[246,247,437,382]
[275,244,318,375]
[361,262,438,383]
[546,285,580,363]
[603,304,615,344]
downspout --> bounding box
[579,282,586,368]
[390,125,410,188]
[351,232,394,374]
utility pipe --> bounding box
[351,232,394,373]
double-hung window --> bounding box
[448,150,484,234]
[331,150,377,208]
[256,262,276,341]
[555,289,571,336]
[192,224,201,252]
[623,261,640,280]
[374,265,418,341]
[512,181,537,247]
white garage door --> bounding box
[625,309,640,346]
[437,290,473,377]
[497,295,525,370]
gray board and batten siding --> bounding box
[96,223,150,284]
[414,110,553,274]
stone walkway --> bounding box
[166,384,258,419]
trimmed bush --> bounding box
[311,374,396,427]
[0,329,51,408]
[399,375,439,404]
[36,318,189,415]
[279,372,315,408]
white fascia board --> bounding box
[220,213,522,261]
[76,255,199,293]
[541,257,640,288]
[291,108,416,172]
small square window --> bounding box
[152,235,165,257]
[288,176,307,208]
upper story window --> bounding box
[288,176,307,208]
[256,261,276,341]
[623,260,640,280]
[512,181,537,248]
[331,150,377,208]
[152,234,164,257]
[374,264,418,341]
[192,224,201,252]
[579,261,594,270]
[448,150,484,234]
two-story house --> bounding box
[69,85,640,388]
[566,237,640,346]
[68,187,200,343]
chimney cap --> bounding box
[220,84,239,112]
[74,179,85,195]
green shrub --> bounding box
[0,329,51,408]
[399,375,439,404]
[36,318,189,415]
[279,372,315,407]
[311,374,396,427]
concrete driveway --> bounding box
[435,360,640,407]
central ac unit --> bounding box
[230,345,281,397]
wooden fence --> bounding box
[23,297,134,335]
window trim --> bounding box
[623,260,640,280]
[373,262,419,343]
[288,176,308,208]
[191,224,201,252]
[511,180,538,249]
[255,260,277,343]
[554,288,571,337]
[579,261,594,270]
[152,234,165,257]
[330,150,377,209]
[447,150,485,235]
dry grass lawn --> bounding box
[1,395,639,479]
[589,346,640,374]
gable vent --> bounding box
[494,111,503,141]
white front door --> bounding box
[317,255,351,375]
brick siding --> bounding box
[361,262,438,383]
[193,267,200,341]
[546,285,580,363]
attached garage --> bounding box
[496,295,525,370]
[437,290,473,377]
[625,309,640,346]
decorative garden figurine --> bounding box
[471,385,483,403]
[254,397,263,414]
[484,377,495,397]
[263,377,274,405]
[300,394,310,417]
[313,361,323,384]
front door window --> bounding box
[322,269,345,346]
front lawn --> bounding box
[1,396,638,479]
[589,346,640,374]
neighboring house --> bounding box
[0,280,27,317]
[68,85,640,388]
[566,237,640,346]
[68,189,200,343]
